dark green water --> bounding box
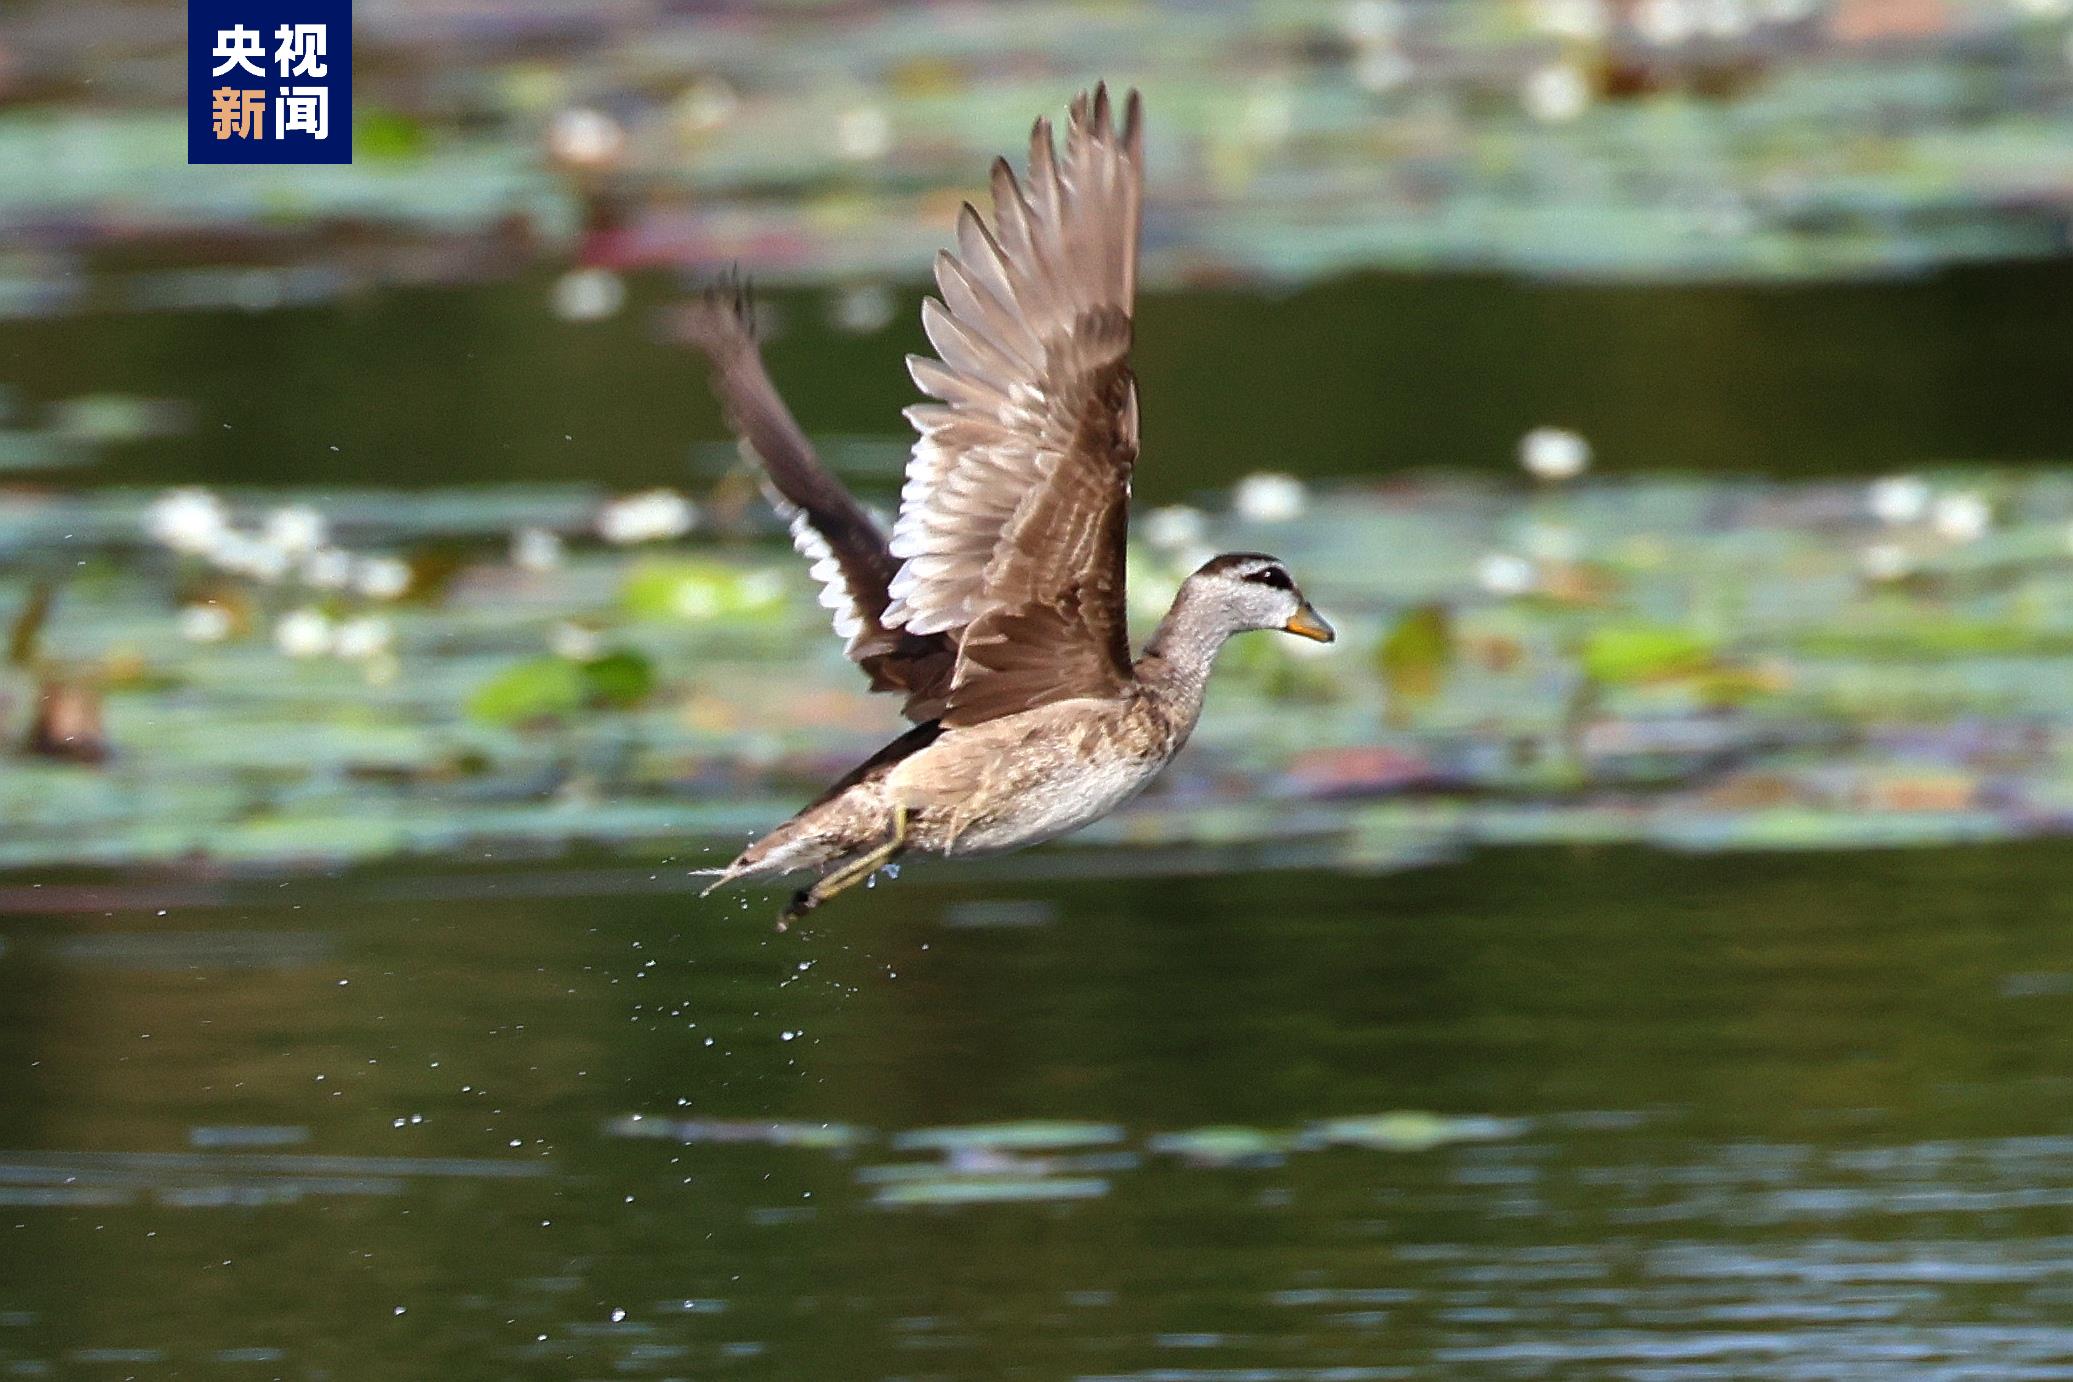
[12,257,2073,497]
[2,844,2070,1377]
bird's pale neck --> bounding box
[1134,581,1241,734]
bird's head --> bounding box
[1184,553,1335,643]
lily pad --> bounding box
[1307,1112,1528,1152]
[466,656,586,726]
[1581,623,1719,684]
[620,559,785,623]
[890,1121,1126,1153]
[1145,1125,1298,1168]
[870,1176,1110,1208]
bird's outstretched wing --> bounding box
[885,84,1145,729]
[677,277,955,721]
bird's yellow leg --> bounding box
[778,806,907,931]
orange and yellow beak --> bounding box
[1283,602,1335,643]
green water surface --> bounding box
[9,259,2073,495]
[0,845,2069,1377]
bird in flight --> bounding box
[684,85,1333,927]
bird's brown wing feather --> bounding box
[885,85,1145,729]
[677,277,955,720]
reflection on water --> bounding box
[1,845,2070,1376]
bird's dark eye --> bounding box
[1248,565,1293,591]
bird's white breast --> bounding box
[946,749,1164,855]
[885,698,1177,858]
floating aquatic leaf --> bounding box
[891,1122,1126,1153]
[580,650,656,710]
[1581,623,1719,684]
[1145,1125,1297,1168]
[7,583,51,667]
[465,647,658,726]
[188,1126,310,1149]
[1376,603,1454,725]
[1221,633,1338,703]
[466,656,587,727]
[7,473,2073,873]
[0,430,92,472]
[48,395,190,445]
[620,558,784,622]
[356,107,431,160]
[871,1176,1109,1208]
[1307,1112,1528,1152]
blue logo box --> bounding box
[188,0,352,164]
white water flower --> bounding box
[275,608,333,658]
[830,282,896,335]
[835,105,891,162]
[1233,473,1307,523]
[673,581,720,620]
[550,622,604,662]
[1867,475,1930,525]
[1476,552,1538,596]
[1930,491,1991,543]
[1534,0,1609,39]
[739,570,786,606]
[598,489,696,545]
[146,487,229,554]
[511,527,565,573]
[1520,426,1591,481]
[176,602,234,643]
[333,615,394,660]
[354,555,412,600]
[548,107,625,168]
[1143,505,1208,553]
[676,78,739,134]
[1635,0,1695,44]
[263,504,327,558]
[552,267,625,323]
[302,547,354,589]
[210,529,292,582]
[1522,64,1591,123]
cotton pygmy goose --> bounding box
[683,86,1334,927]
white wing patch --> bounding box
[782,503,869,650]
